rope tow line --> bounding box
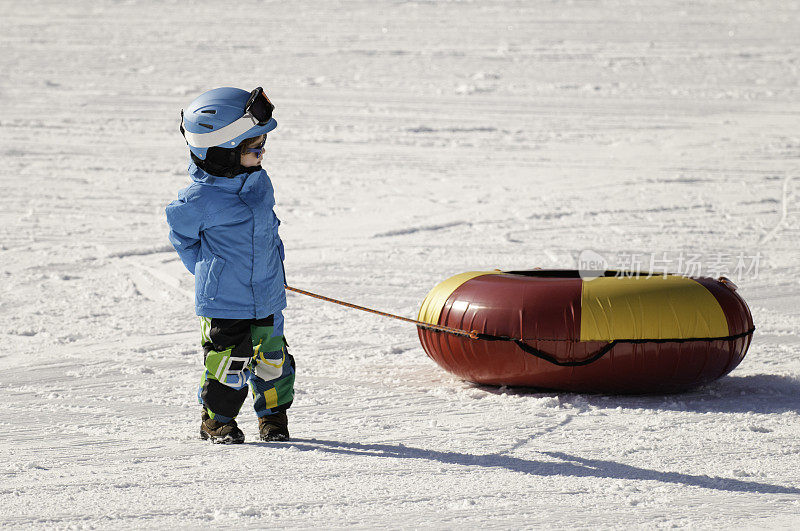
[284,284,755,367]
[284,284,480,339]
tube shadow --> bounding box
[470,374,800,414]
[267,438,800,495]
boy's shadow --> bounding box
[252,373,800,495]
[260,438,799,495]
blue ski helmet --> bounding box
[181,87,277,160]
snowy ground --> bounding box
[2,0,799,528]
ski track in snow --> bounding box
[1,0,799,528]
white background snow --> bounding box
[2,0,799,528]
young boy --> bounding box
[166,87,294,444]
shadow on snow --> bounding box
[266,438,800,495]
[469,374,800,415]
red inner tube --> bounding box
[417,270,754,393]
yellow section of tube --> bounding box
[418,271,502,325]
[580,275,729,341]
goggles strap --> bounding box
[182,113,262,149]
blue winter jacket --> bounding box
[165,163,286,319]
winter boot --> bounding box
[200,409,245,444]
[259,411,289,441]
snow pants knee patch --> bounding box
[250,324,295,416]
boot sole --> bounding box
[200,430,244,444]
[260,432,290,442]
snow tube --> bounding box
[417,270,754,393]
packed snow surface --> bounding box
[2,0,799,528]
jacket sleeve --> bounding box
[165,192,203,274]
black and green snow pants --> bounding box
[198,314,295,423]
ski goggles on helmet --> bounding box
[246,87,274,126]
[181,87,276,150]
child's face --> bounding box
[240,135,266,168]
